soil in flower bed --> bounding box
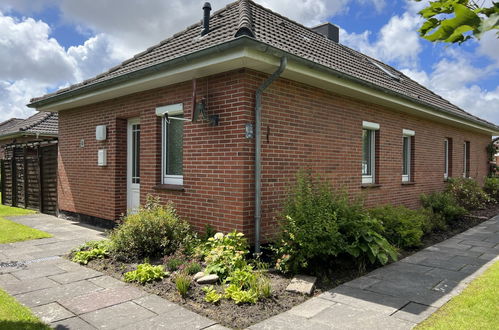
[73,204,498,329]
[83,257,307,329]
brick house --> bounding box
[28,1,499,246]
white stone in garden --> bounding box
[286,275,317,295]
[196,274,219,284]
[193,272,205,281]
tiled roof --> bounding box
[0,112,58,139]
[29,0,496,129]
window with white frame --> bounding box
[463,141,470,178]
[402,129,415,182]
[362,121,379,184]
[156,104,187,185]
[444,138,451,179]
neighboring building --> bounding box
[0,112,58,215]
[28,0,499,244]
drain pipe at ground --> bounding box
[254,56,287,254]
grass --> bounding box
[0,288,50,330]
[0,198,51,244]
[417,260,499,330]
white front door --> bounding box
[127,118,141,212]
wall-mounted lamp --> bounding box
[245,123,254,139]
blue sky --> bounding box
[0,0,497,123]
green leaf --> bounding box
[378,253,388,265]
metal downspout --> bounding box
[254,56,287,253]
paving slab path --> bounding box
[0,214,498,329]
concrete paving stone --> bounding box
[203,324,232,330]
[286,275,316,295]
[320,285,409,315]
[311,303,414,330]
[80,301,156,329]
[49,267,102,284]
[479,253,498,261]
[88,275,127,289]
[2,245,43,256]
[470,246,499,254]
[459,240,496,248]
[133,294,180,314]
[365,280,447,307]
[431,279,460,294]
[424,245,483,258]
[434,242,472,250]
[484,236,499,244]
[50,316,97,330]
[450,255,489,267]
[459,264,482,275]
[287,297,336,318]
[409,257,467,271]
[58,286,148,315]
[121,306,216,330]
[342,276,380,290]
[56,260,91,272]
[32,302,75,323]
[392,302,438,323]
[248,312,331,330]
[1,277,60,295]
[425,267,474,282]
[15,280,103,307]
[11,263,66,280]
[367,262,433,279]
[0,273,20,285]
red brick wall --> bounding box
[57,68,491,240]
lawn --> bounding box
[0,289,50,330]
[417,260,499,330]
[0,201,51,244]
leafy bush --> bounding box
[185,262,202,275]
[224,284,259,304]
[174,273,191,298]
[484,177,499,202]
[165,258,184,272]
[124,263,168,284]
[203,286,222,304]
[71,240,111,265]
[198,231,249,280]
[369,205,427,249]
[110,196,192,261]
[274,172,397,274]
[421,191,467,228]
[445,178,490,210]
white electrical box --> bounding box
[97,149,107,166]
[96,125,107,141]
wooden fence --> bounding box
[1,143,58,215]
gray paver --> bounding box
[88,275,127,289]
[0,276,59,295]
[51,316,97,330]
[58,286,147,315]
[285,274,316,295]
[392,302,438,323]
[31,302,75,323]
[15,280,103,307]
[121,307,216,330]
[133,294,180,314]
[248,313,330,330]
[48,267,102,284]
[459,240,496,248]
[11,263,66,280]
[80,301,156,329]
[287,297,336,318]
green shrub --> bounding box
[224,284,258,304]
[445,178,490,210]
[421,191,467,228]
[369,205,427,249]
[484,177,499,202]
[275,172,397,274]
[253,273,272,298]
[165,258,184,272]
[203,286,222,304]
[124,263,168,284]
[110,196,192,261]
[198,231,249,280]
[185,262,202,275]
[71,240,112,265]
[174,273,191,298]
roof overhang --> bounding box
[29,37,499,135]
[0,132,58,141]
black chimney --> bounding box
[311,23,339,42]
[201,2,212,36]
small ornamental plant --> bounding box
[124,263,168,284]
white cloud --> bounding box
[340,11,423,68]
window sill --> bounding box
[401,182,416,186]
[361,183,381,189]
[153,184,185,191]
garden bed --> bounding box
[71,204,496,329]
